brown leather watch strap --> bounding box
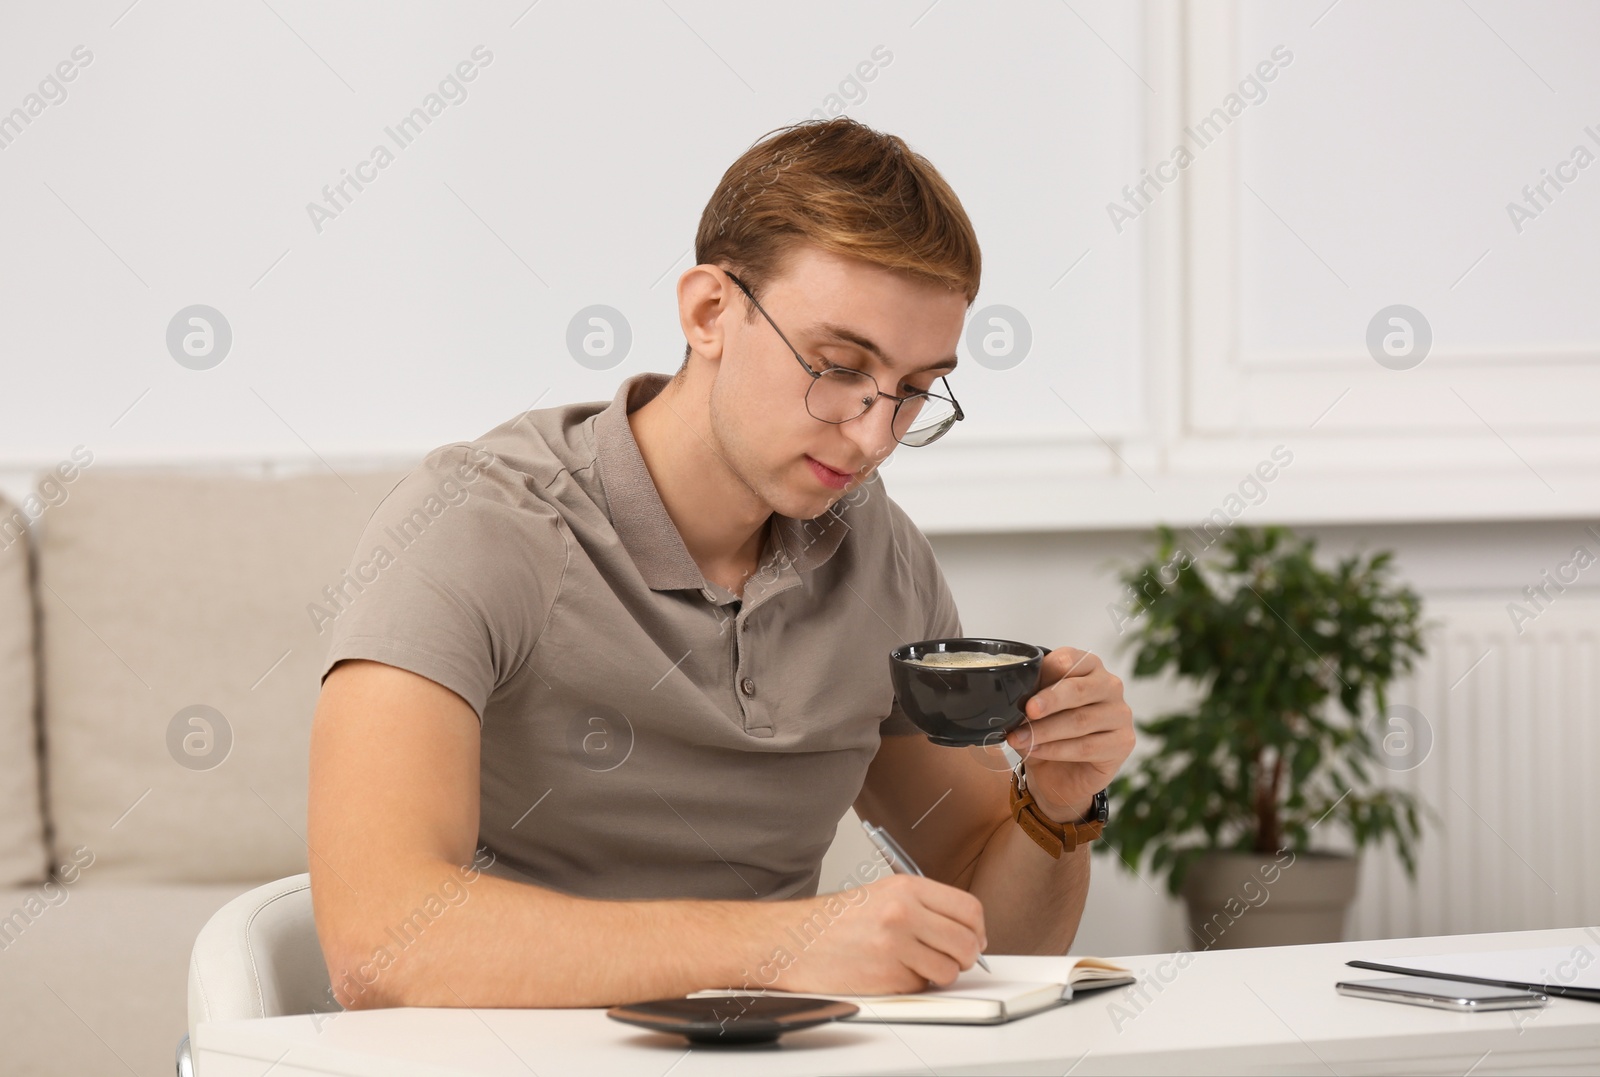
[1009,769,1104,859]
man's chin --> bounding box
[779,497,836,522]
[771,485,845,521]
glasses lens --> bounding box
[806,367,957,447]
[806,366,878,423]
[895,393,956,446]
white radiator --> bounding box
[1349,594,1600,940]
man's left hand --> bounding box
[1005,647,1135,824]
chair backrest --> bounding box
[187,873,336,1054]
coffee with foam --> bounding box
[906,650,1031,669]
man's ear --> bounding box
[678,264,733,366]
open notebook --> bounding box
[688,955,1136,1025]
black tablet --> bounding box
[606,994,859,1045]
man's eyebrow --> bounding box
[811,322,959,375]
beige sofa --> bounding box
[0,467,407,1076]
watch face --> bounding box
[1092,790,1110,824]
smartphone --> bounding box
[1335,976,1548,1012]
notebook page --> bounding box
[855,978,1058,1003]
[979,954,1131,986]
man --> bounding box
[308,116,1135,1010]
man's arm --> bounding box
[309,659,764,1008]
[852,734,1089,956]
[308,659,989,1007]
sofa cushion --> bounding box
[36,469,408,883]
[0,494,48,888]
[0,880,257,1077]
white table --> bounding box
[196,926,1600,1075]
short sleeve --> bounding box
[880,698,921,736]
[315,444,564,726]
[881,531,964,736]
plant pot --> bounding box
[1178,851,1359,950]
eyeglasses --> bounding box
[722,268,964,448]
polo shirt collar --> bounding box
[593,372,851,593]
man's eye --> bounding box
[818,359,867,379]
[818,357,931,395]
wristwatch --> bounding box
[1009,764,1108,859]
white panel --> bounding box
[0,0,1148,471]
[1239,0,1600,357]
[1184,0,1600,527]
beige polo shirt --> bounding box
[317,371,963,902]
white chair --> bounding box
[179,873,335,1075]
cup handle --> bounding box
[1030,642,1053,690]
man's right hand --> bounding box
[762,873,987,996]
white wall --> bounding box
[0,0,1145,477]
[13,2,1596,534]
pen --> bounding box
[860,819,992,973]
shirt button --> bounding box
[739,677,757,697]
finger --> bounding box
[1034,647,1096,694]
[1022,700,1130,741]
[914,907,983,972]
[1019,728,1133,764]
[1029,666,1120,717]
[1052,647,1102,681]
[909,877,987,942]
[905,903,984,981]
[903,937,966,989]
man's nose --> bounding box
[839,394,900,466]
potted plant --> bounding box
[1096,524,1430,949]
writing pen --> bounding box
[860,818,992,972]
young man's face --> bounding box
[704,244,968,522]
